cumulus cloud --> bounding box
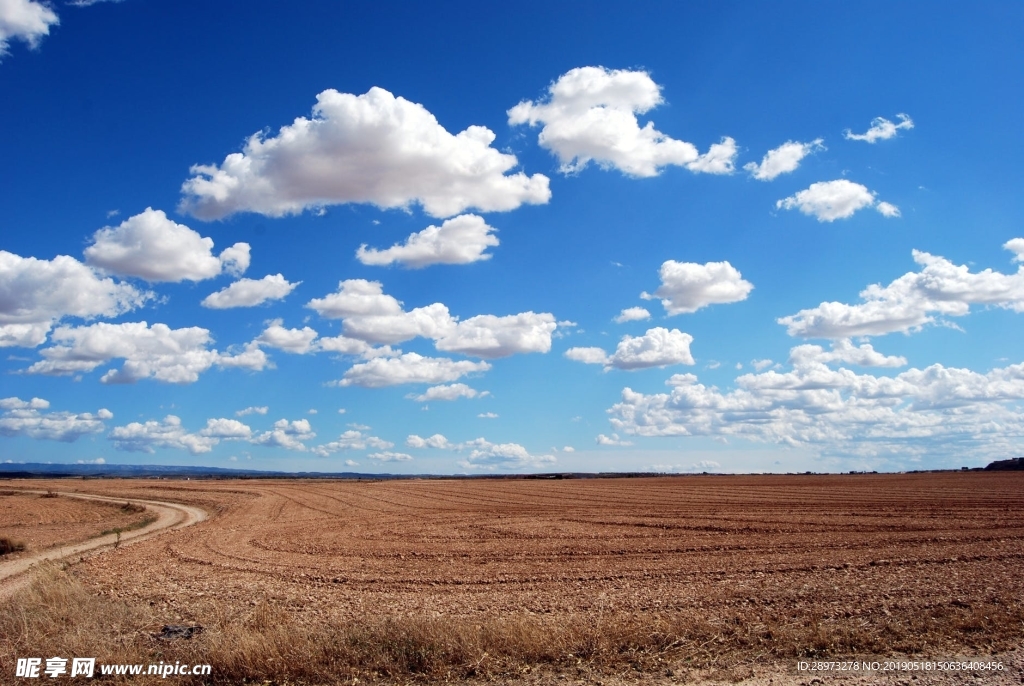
[312,429,392,456]
[596,433,633,446]
[368,451,412,462]
[614,306,650,323]
[788,339,907,368]
[778,241,1024,338]
[236,405,268,417]
[84,208,250,282]
[406,433,452,449]
[253,418,316,451]
[180,87,550,220]
[338,352,491,388]
[26,321,268,383]
[844,114,914,143]
[0,396,111,442]
[744,139,824,181]
[407,383,487,402]
[641,260,753,315]
[198,418,252,439]
[508,66,736,177]
[435,312,557,358]
[457,437,555,469]
[0,250,150,348]
[308,279,557,356]
[0,0,58,57]
[776,179,897,221]
[109,415,218,455]
[256,319,319,354]
[202,274,299,309]
[356,214,499,268]
[607,343,1024,460]
[566,327,694,371]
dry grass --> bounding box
[3,564,1023,685]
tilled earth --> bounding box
[0,489,152,553]
[6,472,1023,683]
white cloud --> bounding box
[236,405,268,417]
[564,346,611,365]
[844,114,914,143]
[751,359,774,371]
[596,433,633,446]
[407,383,487,402]
[562,446,575,452]
[1005,238,1024,262]
[776,180,897,222]
[109,415,218,455]
[434,312,557,358]
[641,260,753,315]
[356,214,499,268]
[406,433,451,449]
[338,352,491,388]
[0,396,110,442]
[202,274,299,309]
[778,241,1024,338]
[26,321,268,382]
[607,344,1024,461]
[605,327,694,370]
[84,208,250,282]
[0,0,58,57]
[199,418,252,439]
[478,412,498,418]
[312,429,392,456]
[308,279,557,356]
[368,451,412,462]
[875,201,901,218]
[256,319,319,354]
[509,66,736,177]
[789,339,907,368]
[457,437,555,469]
[0,250,150,348]
[253,418,316,452]
[614,306,650,323]
[744,139,824,181]
[180,87,550,220]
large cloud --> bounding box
[407,383,487,402]
[0,396,111,442]
[25,321,268,383]
[0,0,58,57]
[109,415,219,455]
[776,180,898,221]
[744,139,824,181]
[308,279,558,357]
[508,66,736,177]
[844,114,914,143]
[180,87,550,220]
[566,327,695,371]
[779,240,1024,338]
[608,345,1024,460]
[84,208,250,282]
[641,260,753,315]
[338,352,490,388]
[356,214,499,268]
[312,429,392,456]
[0,250,150,347]
[202,274,299,309]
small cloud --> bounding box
[345,459,359,467]
[236,406,268,417]
[844,114,914,143]
[106,209,120,218]
[562,446,575,452]
[735,362,743,370]
[76,458,106,465]
[229,456,238,462]
[308,408,318,414]
[478,412,499,419]
[751,358,774,371]
[706,360,721,370]
[614,307,651,324]
[596,433,632,446]
[337,408,347,414]
[348,423,371,431]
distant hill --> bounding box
[984,457,1024,471]
[0,462,381,479]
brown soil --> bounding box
[2,472,1022,684]
[0,488,152,553]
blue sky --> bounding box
[2,1,1024,474]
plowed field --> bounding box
[3,472,1023,684]
[0,489,152,553]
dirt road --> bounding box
[0,489,207,597]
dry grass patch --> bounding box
[3,565,1023,685]
[0,537,26,555]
